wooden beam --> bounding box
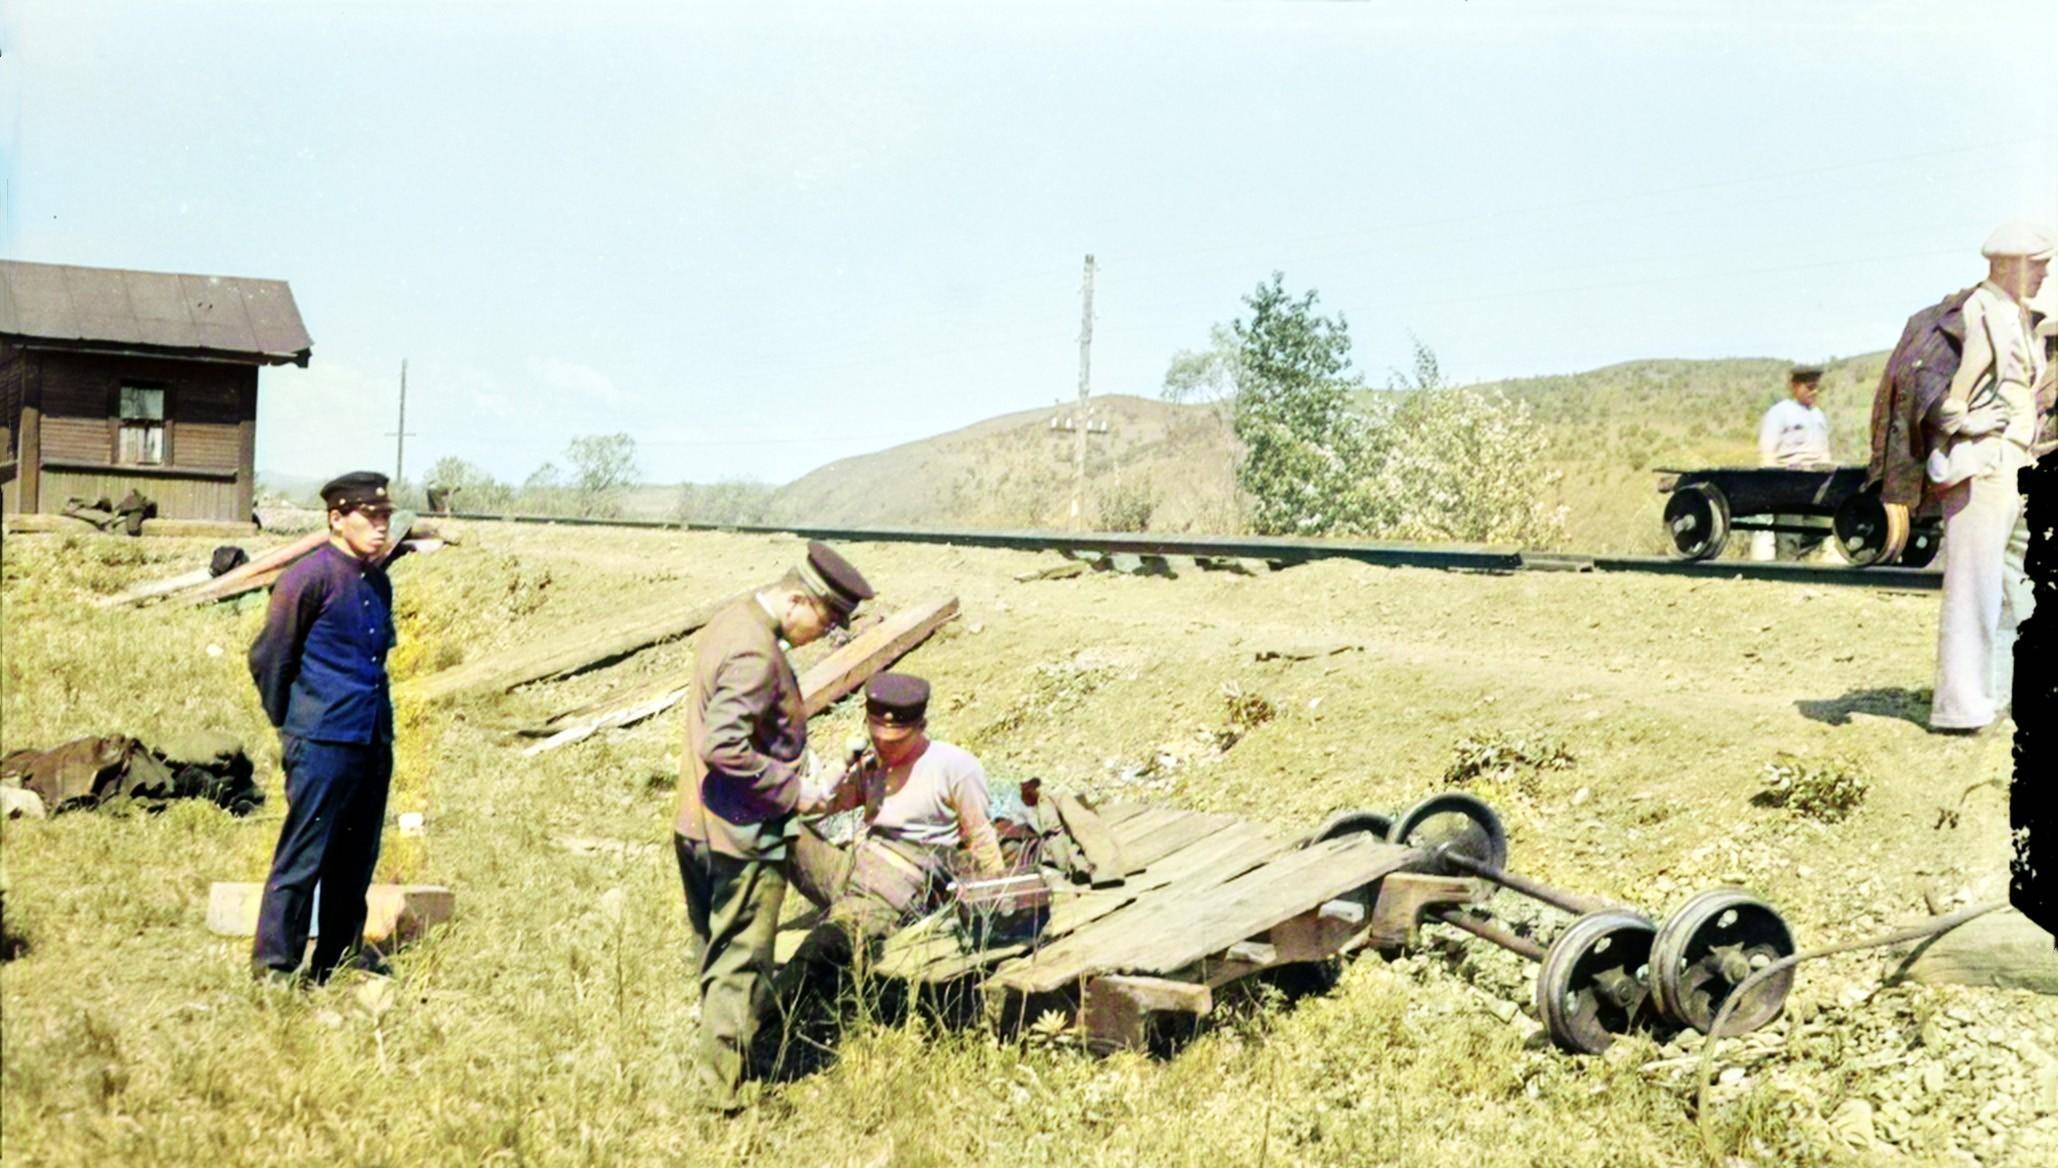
[234,371,257,522]
[175,530,328,605]
[1052,793,1128,888]
[1080,975,1212,1053]
[796,594,960,717]
[1364,873,1482,950]
[521,595,959,755]
[398,587,753,704]
[18,352,41,512]
[1891,908,2058,995]
[1223,940,1276,966]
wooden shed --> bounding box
[0,260,312,526]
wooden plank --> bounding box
[1122,810,1240,872]
[523,596,958,755]
[1081,975,1212,1053]
[399,587,752,704]
[1094,800,1152,829]
[173,530,326,605]
[886,818,1289,986]
[1109,805,1184,849]
[797,595,960,717]
[96,566,212,608]
[1893,909,2058,995]
[1052,793,1127,888]
[1117,837,1422,978]
[989,823,1294,994]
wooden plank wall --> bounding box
[0,343,21,460]
[26,351,257,521]
[40,468,241,519]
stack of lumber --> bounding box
[519,594,959,755]
[396,588,754,705]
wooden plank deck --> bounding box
[778,802,1432,1005]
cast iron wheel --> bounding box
[1899,523,1942,569]
[1832,489,1893,567]
[1536,909,1658,1055]
[1663,483,1730,561]
[1649,889,1796,1035]
[1386,792,1508,875]
[1302,808,1395,848]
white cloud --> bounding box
[526,356,632,407]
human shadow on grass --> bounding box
[1795,686,1932,729]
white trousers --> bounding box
[1993,508,2033,711]
[1931,447,2030,729]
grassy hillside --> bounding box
[763,396,1245,534]
[747,355,1889,553]
[2,523,2044,1165]
[1482,354,1886,553]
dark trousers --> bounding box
[253,735,393,979]
[674,833,788,1109]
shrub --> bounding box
[1753,754,1869,822]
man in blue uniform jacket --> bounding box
[247,471,406,983]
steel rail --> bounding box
[437,512,1942,591]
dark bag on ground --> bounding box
[0,732,262,816]
[210,546,251,577]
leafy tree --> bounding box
[518,461,571,516]
[564,433,640,517]
[1229,273,1368,535]
[1160,323,1244,407]
[424,456,512,512]
[675,479,776,525]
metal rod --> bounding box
[1426,907,1548,962]
[1440,850,1609,916]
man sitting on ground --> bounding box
[784,672,1007,978]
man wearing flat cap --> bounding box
[1928,221,2052,732]
[248,471,409,983]
[1752,363,1837,561]
[674,540,872,1111]
[779,672,1008,985]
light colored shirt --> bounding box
[827,740,993,850]
[1758,398,1832,468]
[1952,281,2048,450]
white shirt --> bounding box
[1758,398,1832,468]
[1961,281,2047,449]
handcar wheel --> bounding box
[1899,523,1942,569]
[1537,909,1658,1055]
[1387,792,1508,875]
[1832,490,1892,567]
[1649,889,1796,1035]
[1302,808,1395,848]
[1664,484,1730,561]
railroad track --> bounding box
[440,512,1943,592]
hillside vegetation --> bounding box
[754,354,1887,554]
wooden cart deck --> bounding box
[775,801,1465,1049]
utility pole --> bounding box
[387,358,417,488]
[1072,254,1095,529]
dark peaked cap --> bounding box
[865,672,930,725]
[321,471,394,512]
[798,540,874,621]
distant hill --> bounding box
[747,354,1887,553]
[764,395,1245,534]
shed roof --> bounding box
[0,260,313,366]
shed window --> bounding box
[118,385,167,466]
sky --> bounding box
[3,0,2055,488]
